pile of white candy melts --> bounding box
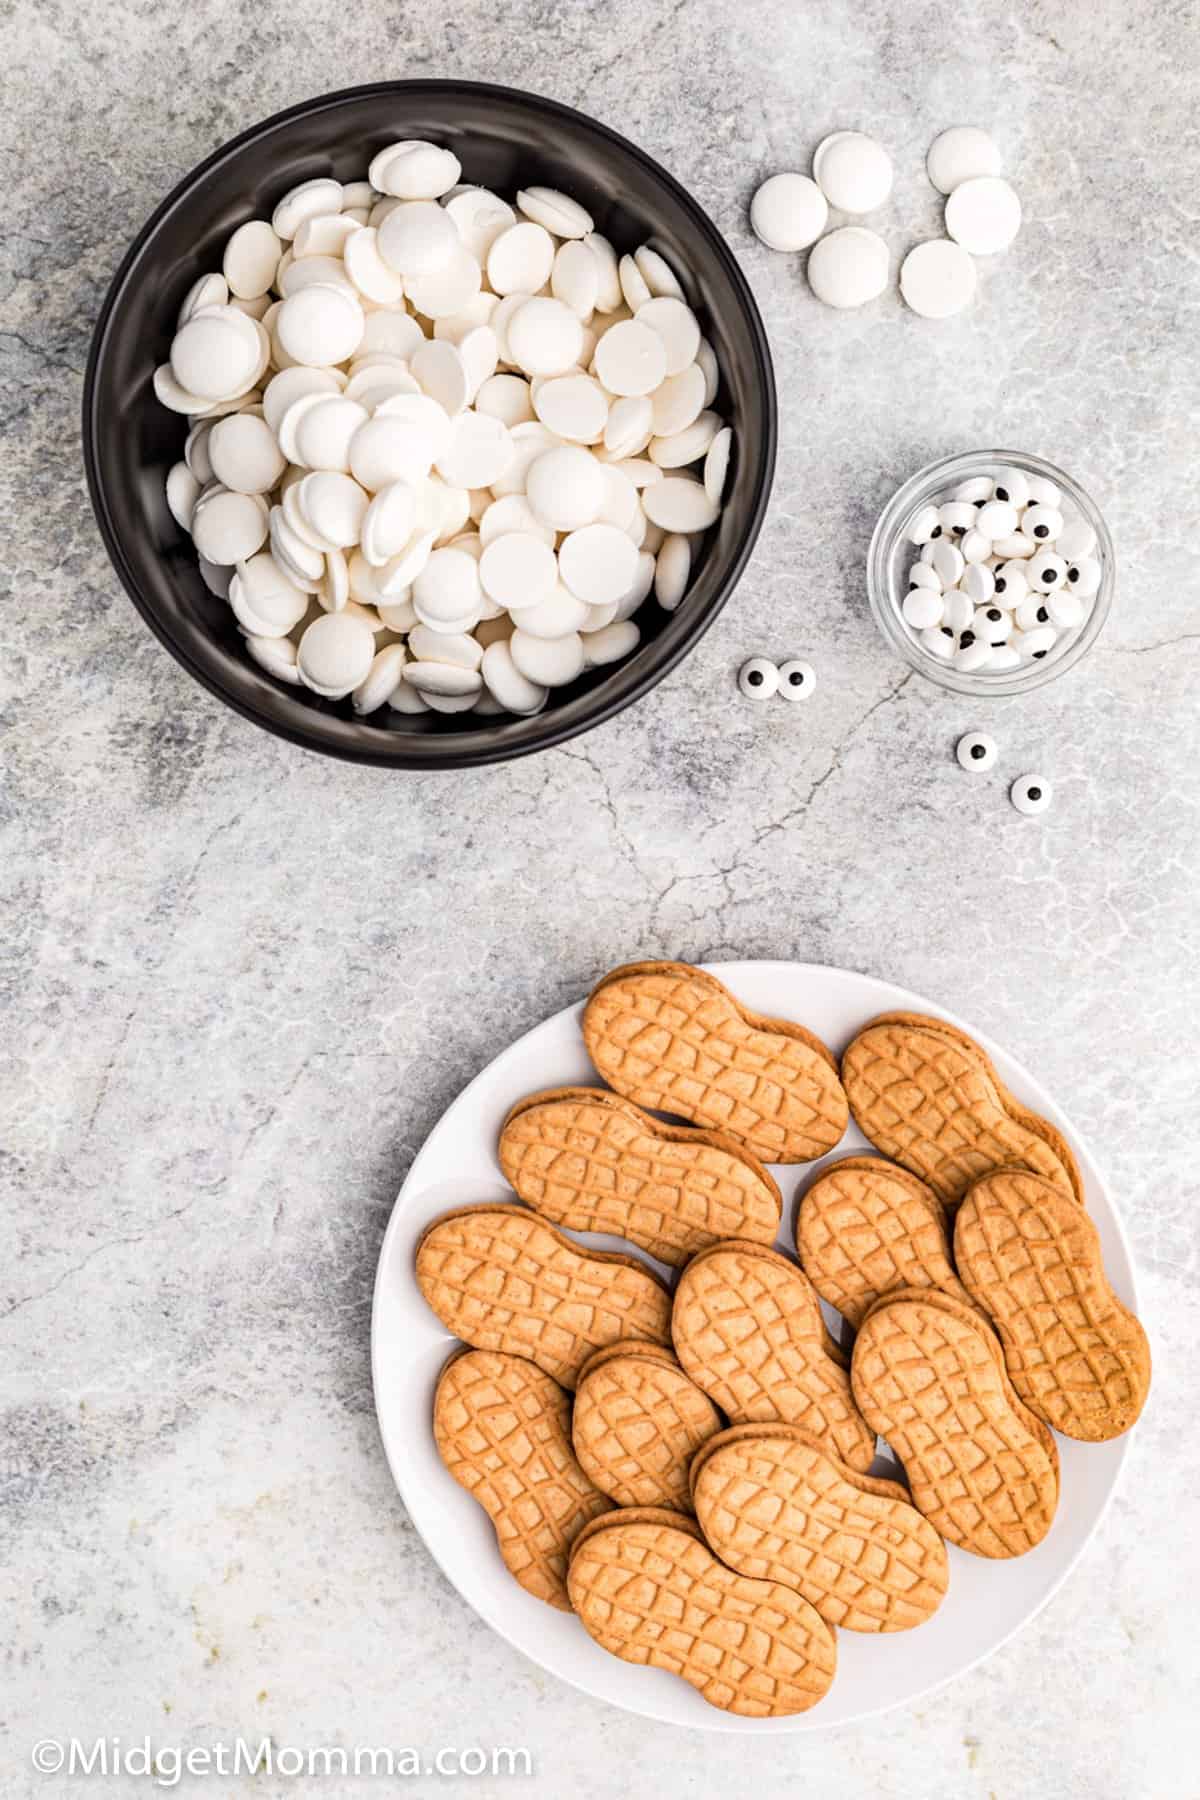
[159,144,734,718]
[900,468,1103,673]
[751,124,1020,319]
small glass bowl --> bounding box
[868,450,1114,696]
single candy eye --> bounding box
[993,561,1029,605]
[1011,773,1052,816]
[777,657,816,699]
[1030,553,1068,592]
[990,470,1030,509]
[738,655,779,698]
[956,730,997,771]
[907,503,941,545]
[973,606,1010,645]
[938,502,978,536]
[1023,504,1063,542]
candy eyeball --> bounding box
[1029,552,1068,592]
[738,655,779,699]
[956,730,997,771]
[992,562,1029,605]
[1011,773,1053,815]
[1023,503,1063,542]
[990,470,1030,509]
[777,658,816,700]
[973,605,1011,644]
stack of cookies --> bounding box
[415,961,1151,1719]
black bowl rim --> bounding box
[82,78,777,770]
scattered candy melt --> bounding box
[157,146,738,719]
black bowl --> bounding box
[83,81,776,768]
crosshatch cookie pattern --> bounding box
[954,1169,1151,1441]
[434,1350,611,1610]
[581,962,849,1163]
[851,1288,1060,1558]
[691,1424,950,1633]
[498,1086,782,1267]
[567,1509,838,1717]
[416,1204,671,1389]
[841,1012,1083,1206]
[672,1241,875,1472]
[572,1341,723,1511]
[797,1155,975,1326]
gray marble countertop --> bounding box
[3,1,1197,1794]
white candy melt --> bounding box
[945,177,1022,255]
[750,172,828,251]
[926,127,1003,195]
[505,297,584,377]
[517,186,593,239]
[558,524,639,607]
[899,240,978,318]
[297,610,375,696]
[813,132,893,213]
[807,227,889,309]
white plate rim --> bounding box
[370,960,1139,1732]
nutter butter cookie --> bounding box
[671,1241,875,1472]
[798,1155,974,1326]
[851,1287,1059,1558]
[572,1341,722,1511]
[434,1350,610,1609]
[954,1168,1150,1440]
[499,1085,781,1267]
[841,1012,1082,1207]
[416,1203,671,1389]
[582,961,848,1163]
[567,1508,837,1717]
[691,1423,949,1633]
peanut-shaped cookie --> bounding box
[692,1423,949,1632]
[434,1350,611,1609]
[797,1155,974,1326]
[851,1288,1059,1558]
[841,1012,1082,1206]
[954,1168,1151,1440]
[582,961,848,1163]
[499,1086,782,1267]
[416,1204,671,1389]
[672,1241,875,1472]
[572,1341,722,1510]
[568,1508,837,1717]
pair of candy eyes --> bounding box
[739,657,815,699]
[958,734,1052,813]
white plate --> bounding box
[371,962,1138,1732]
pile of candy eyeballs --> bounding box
[900,467,1102,675]
[956,732,1052,816]
[158,146,735,720]
[737,655,815,701]
[750,124,1019,318]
